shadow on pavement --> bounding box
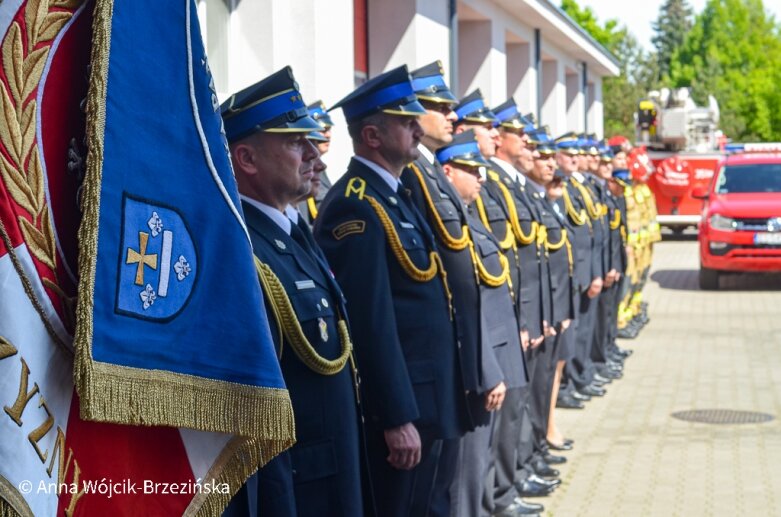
[652,269,781,291]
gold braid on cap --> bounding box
[563,186,588,226]
[363,194,453,317]
[487,173,537,245]
[546,228,573,276]
[409,163,470,250]
[474,195,515,251]
[254,257,356,377]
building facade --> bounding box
[198,0,619,176]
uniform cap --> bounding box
[330,65,426,124]
[410,61,458,104]
[435,129,492,168]
[492,98,535,131]
[307,100,335,128]
[555,131,581,155]
[529,127,556,155]
[454,89,498,125]
[220,66,322,142]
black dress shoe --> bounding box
[492,503,537,517]
[593,373,613,384]
[571,390,591,401]
[542,453,566,465]
[598,369,622,380]
[547,440,573,451]
[564,438,574,446]
[527,473,561,487]
[515,478,554,498]
[531,458,560,477]
[556,394,585,409]
[513,497,544,513]
[580,385,605,397]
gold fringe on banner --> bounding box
[0,475,33,517]
[74,0,295,512]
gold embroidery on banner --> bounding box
[0,0,81,272]
[0,475,34,517]
[74,2,296,515]
[0,336,18,360]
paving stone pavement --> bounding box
[545,238,781,517]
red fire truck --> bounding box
[636,87,725,233]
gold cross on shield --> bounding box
[126,231,158,286]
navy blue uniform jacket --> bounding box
[242,202,363,517]
[401,157,526,426]
[314,158,469,439]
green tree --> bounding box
[560,0,653,138]
[670,0,781,141]
[652,0,693,80]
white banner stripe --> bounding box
[0,249,74,517]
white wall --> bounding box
[587,77,604,137]
[198,0,613,177]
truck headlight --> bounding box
[709,214,736,232]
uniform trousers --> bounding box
[428,437,460,517]
[489,387,526,512]
[364,424,443,517]
[449,415,494,517]
[527,336,558,453]
[593,284,620,364]
[566,290,600,390]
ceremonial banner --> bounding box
[1,0,294,515]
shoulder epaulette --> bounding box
[345,177,366,199]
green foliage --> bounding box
[652,0,693,80]
[560,0,655,138]
[670,0,781,141]
[562,0,781,142]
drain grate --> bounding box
[671,409,774,425]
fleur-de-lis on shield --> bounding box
[174,255,191,281]
[147,212,163,237]
[140,284,156,310]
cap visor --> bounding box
[315,113,335,128]
[499,118,526,130]
[417,89,459,104]
[463,110,499,124]
[265,115,325,133]
[306,131,329,142]
[382,98,429,117]
[453,156,492,169]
